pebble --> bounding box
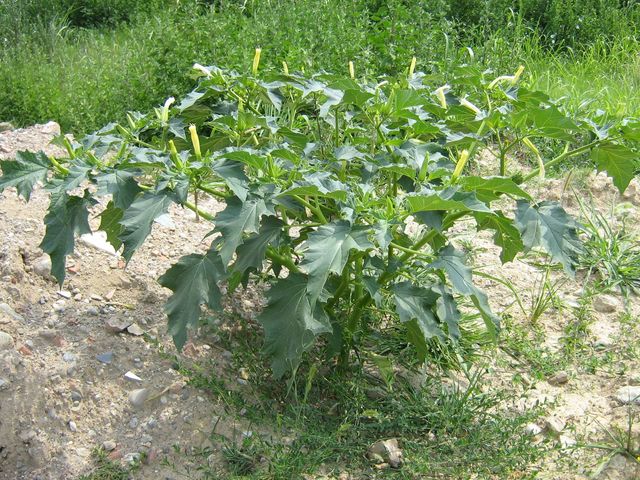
[124,371,143,383]
[128,388,150,407]
[367,438,403,468]
[102,440,117,452]
[0,378,8,388]
[593,294,622,313]
[525,423,543,435]
[0,303,24,322]
[129,417,139,429]
[126,324,144,336]
[559,435,576,448]
[57,290,71,299]
[96,352,114,364]
[105,317,132,333]
[548,371,569,386]
[19,430,36,443]
[68,421,78,432]
[544,417,566,435]
[123,452,141,465]
[615,386,640,405]
[33,256,52,279]
[62,352,76,363]
[86,306,99,316]
[0,331,14,350]
[70,391,82,402]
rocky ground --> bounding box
[0,123,639,479]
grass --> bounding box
[165,310,550,479]
[1,1,640,135]
[77,448,143,480]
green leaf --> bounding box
[474,212,524,263]
[0,151,52,201]
[407,188,492,214]
[282,172,349,201]
[233,216,284,273]
[99,201,124,251]
[429,245,499,336]
[258,274,332,378]
[393,281,443,339]
[591,143,637,193]
[514,200,582,275]
[212,195,274,267]
[46,161,93,196]
[458,176,531,202]
[158,250,225,350]
[300,220,373,303]
[97,169,143,210]
[40,190,97,286]
[119,192,174,262]
[212,159,249,202]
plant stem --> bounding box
[265,247,300,274]
[292,195,327,223]
[198,184,229,198]
[523,138,614,182]
[183,200,214,221]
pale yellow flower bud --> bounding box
[189,124,201,160]
[252,48,262,75]
[451,150,469,182]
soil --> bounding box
[0,123,639,479]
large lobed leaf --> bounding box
[158,250,225,350]
[0,151,52,201]
[258,274,332,378]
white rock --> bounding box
[33,256,52,279]
[128,388,150,407]
[68,421,77,432]
[124,371,143,383]
[0,331,14,350]
[559,435,576,448]
[126,324,144,336]
[615,386,640,405]
[79,232,118,256]
[544,416,566,435]
[57,290,71,299]
[0,303,23,322]
[102,440,116,452]
[593,294,622,314]
[525,423,543,436]
[367,438,403,468]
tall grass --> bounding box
[0,0,639,134]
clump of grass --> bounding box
[77,447,142,480]
[577,197,640,296]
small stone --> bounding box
[237,378,248,386]
[0,331,14,350]
[140,434,153,445]
[124,371,143,383]
[126,324,144,336]
[62,352,76,363]
[86,306,99,316]
[75,447,90,457]
[33,256,52,280]
[367,439,403,468]
[0,378,8,389]
[68,421,78,432]
[105,289,115,301]
[548,371,569,386]
[105,317,132,333]
[615,386,640,405]
[559,435,576,448]
[128,388,150,407]
[96,352,114,364]
[0,303,24,322]
[123,452,141,465]
[18,344,32,356]
[593,294,622,313]
[19,430,36,443]
[129,417,139,429]
[91,294,104,302]
[544,417,566,435]
[525,423,543,436]
[102,440,117,452]
[57,290,72,299]
[79,232,118,256]
[70,391,82,402]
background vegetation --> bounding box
[0,0,639,134]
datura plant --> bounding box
[1,56,638,378]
